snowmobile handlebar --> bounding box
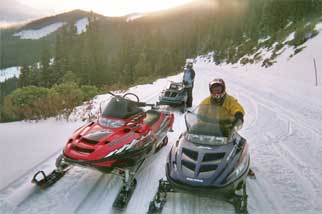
[107,91,155,108]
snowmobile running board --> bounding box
[31,168,70,188]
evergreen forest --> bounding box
[1,0,322,122]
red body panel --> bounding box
[62,110,174,170]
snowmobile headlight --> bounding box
[227,155,249,182]
[99,117,125,128]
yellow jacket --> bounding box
[200,95,245,117]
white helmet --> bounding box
[209,78,226,102]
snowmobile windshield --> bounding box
[101,97,143,119]
[185,105,234,145]
[168,82,184,91]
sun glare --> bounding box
[18,0,195,16]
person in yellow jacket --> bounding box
[200,78,255,177]
[200,78,245,129]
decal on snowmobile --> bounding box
[108,132,136,147]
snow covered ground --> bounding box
[1,31,322,214]
[13,22,66,39]
[0,67,20,82]
[75,17,88,34]
[12,17,88,39]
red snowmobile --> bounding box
[32,92,174,209]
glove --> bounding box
[233,112,244,128]
[183,80,188,85]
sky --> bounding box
[17,0,195,16]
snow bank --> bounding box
[0,67,20,82]
[13,22,65,39]
[75,17,88,34]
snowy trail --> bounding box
[199,63,322,213]
[1,62,322,214]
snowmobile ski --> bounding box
[31,167,70,188]
[148,179,174,213]
[113,177,137,209]
[230,182,248,214]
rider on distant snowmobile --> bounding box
[182,61,195,108]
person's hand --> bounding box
[183,80,188,85]
[233,112,244,128]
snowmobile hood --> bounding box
[63,120,149,161]
[166,131,250,191]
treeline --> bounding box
[205,0,322,65]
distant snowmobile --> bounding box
[148,105,251,214]
[157,81,188,112]
[32,91,174,209]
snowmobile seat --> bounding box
[144,110,161,126]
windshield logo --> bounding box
[186,177,203,183]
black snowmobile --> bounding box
[157,81,188,112]
[148,105,251,214]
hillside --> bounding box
[1,0,322,122]
[0,10,106,68]
[1,0,321,69]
